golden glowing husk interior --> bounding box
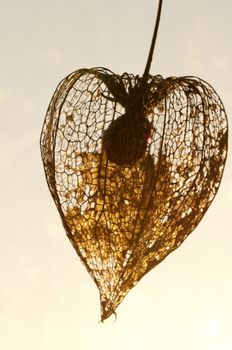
[40,67,227,321]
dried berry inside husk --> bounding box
[102,112,152,166]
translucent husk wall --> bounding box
[40,67,227,321]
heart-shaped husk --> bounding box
[40,67,227,321]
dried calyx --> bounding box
[40,0,228,322]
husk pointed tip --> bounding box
[100,299,117,322]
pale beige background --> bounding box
[1,0,231,349]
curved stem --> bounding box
[141,0,163,85]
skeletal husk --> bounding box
[40,67,228,321]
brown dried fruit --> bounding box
[40,0,228,321]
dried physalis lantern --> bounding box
[40,0,228,321]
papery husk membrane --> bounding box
[40,67,228,321]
